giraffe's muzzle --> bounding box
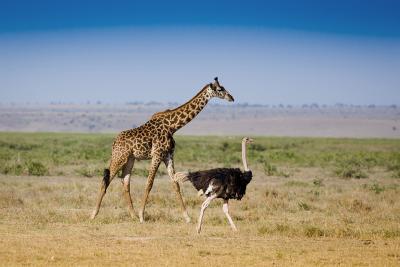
[225,94,234,102]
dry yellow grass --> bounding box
[1,167,399,266]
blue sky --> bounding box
[0,1,399,104]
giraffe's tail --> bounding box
[103,169,111,187]
[173,171,189,183]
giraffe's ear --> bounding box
[209,83,214,89]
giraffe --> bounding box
[90,77,234,223]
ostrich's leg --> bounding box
[139,156,161,223]
[164,154,191,223]
[222,199,237,231]
[121,156,135,219]
[197,194,217,233]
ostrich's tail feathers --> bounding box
[173,172,189,182]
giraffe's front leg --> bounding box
[165,154,191,223]
[139,156,161,223]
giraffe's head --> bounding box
[208,77,234,102]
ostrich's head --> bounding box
[242,137,254,145]
[208,77,234,102]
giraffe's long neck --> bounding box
[157,85,212,133]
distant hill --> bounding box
[0,103,398,138]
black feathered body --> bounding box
[185,168,252,200]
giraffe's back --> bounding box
[113,126,154,160]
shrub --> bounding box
[222,153,241,166]
[392,170,400,179]
[275,223,290,233]
[75,167,102,178]
[269,150,296,161]
[220,142,229,152]
[304,225,325,237]
[263,162,290,177]
[298,201,311,211]
[263,162,278,176]
[335,157,367,179]
[369,183,385,194]
[387,157,400,178]
[309,190,320,197]
[2,162,24,175]
[265,189,279,198]
[258,225,270,235]
[76,168,93,178]
[27,161,48,176]
[313,178,323,187]
[383,229,400,238]
[133,168,148,177]
[350,199,372,212]
[250,143,266,152]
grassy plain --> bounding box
[0,132,399,266]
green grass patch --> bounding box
[0,132,399,177]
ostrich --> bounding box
[174,137,253,233]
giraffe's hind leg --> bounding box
[90,153,127,220]
[120,155,136,219]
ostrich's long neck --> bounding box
[242,141,250,172]
[154,85,212,133]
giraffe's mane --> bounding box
[150,83,210,119]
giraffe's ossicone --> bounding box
[91,77,234,223]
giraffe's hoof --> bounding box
[183,213,191,223]
[90,211,97,220]
[128,211,136,220]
